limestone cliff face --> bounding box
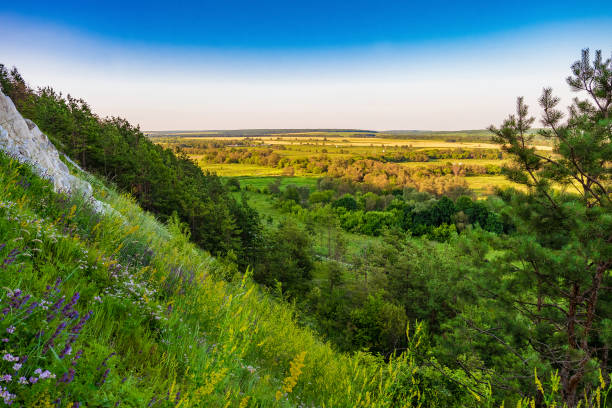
[0,89,105,212]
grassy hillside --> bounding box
[0,151,494,406]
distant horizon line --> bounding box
[144,128,492,134]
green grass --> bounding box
[235,176,319,191]
[1,150,492,407]
[197,162,285,177]
[465,175,523,195]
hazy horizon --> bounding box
[1,1,611,131]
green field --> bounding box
[236,176,319,191]
[198,162,285,176]
[464,175,522,194]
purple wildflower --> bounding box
[28,376,38,384]
[43,278,62,300]
[38,370,55,380]
[43,321,67,354]
[5,326,15,334]
[71,349,83,366]
[1,248,20,269]
[58,368,75,384]
[96,368,109,387]
[12,364,21,372]
[70,311,92,335]
[2,354,18,362]
[46,296,65,322]
[17,377,27,385]
[61,292,80,319]
[0,386,15,404]
[97,352,115,370]
[59,342,73,359]
[24,301,39,317]
[0,374,11,382]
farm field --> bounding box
[172,135,551,151]
[197,162,286,176]
[152,131,537,196]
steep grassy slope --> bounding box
[0,152,493,407]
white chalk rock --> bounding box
[0,89,106,213]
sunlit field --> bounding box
[151,131,540,195]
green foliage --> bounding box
[252,220,314,297]
[486,48,611,406]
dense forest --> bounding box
[0,48,610,407]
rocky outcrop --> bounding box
[0,89,106,213]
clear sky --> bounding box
[1,1,611,130]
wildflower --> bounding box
[62,292,80,319]
[59,344,73,359]
[58,368,75,384]
[43,321,67,354]
[96,369,110,387]
[34,368,55,380]
[17,377,27,385]
[47,297,65,322]
[70,311,92,335]
[2,354,18,362]
[25,301,39,315]
[0,386,15,404]
[0,375,11,382]
[94,296,102,303]
[97,352,115,370]
[12,364,21,372]
[28,377,38,384]
[1,248,20,269]
[6,326,15,334]
[1,339,8,343]
[71,350,83,366]
[280,352,306,396]
[43,278,62,300]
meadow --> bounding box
[152,130,532,196]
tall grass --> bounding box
[0,151,607,406]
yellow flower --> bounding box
[280,351,306,395]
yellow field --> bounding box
[180,136,551,150]
[197,162,285,176]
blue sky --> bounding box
[1,1,611,130]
